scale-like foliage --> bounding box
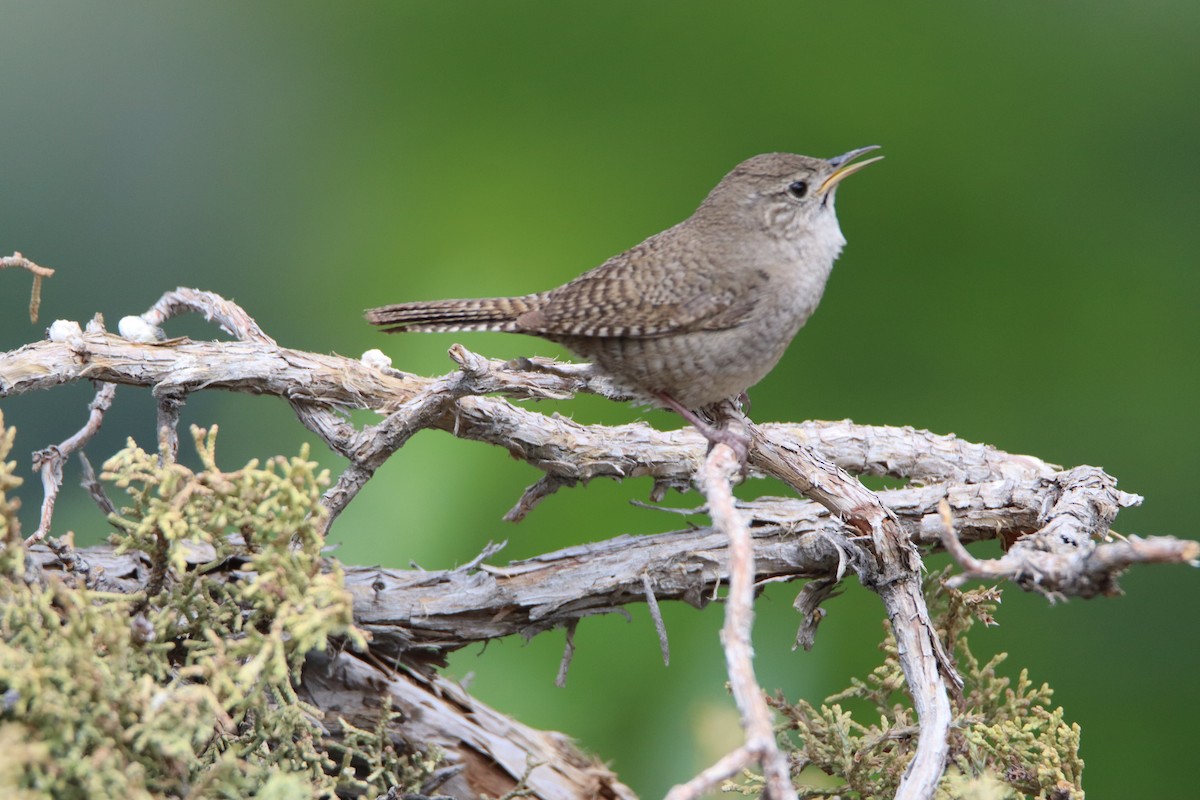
[729,573,1084,799]
[0,421,437,799]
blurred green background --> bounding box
[2,2,1197,796]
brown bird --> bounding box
[366,147,881,453]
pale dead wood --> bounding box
[2,287,1191,800]
[27,381,115,544]
[1,250,56,322]
[0,328,1137,517]
[747,423,955,799]
[302,651,638,800]
[940,494,1199,599]
[664,443,796,800]
[25,468,1184,662]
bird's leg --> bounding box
[654,392,750,466]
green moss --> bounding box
[0,421,437,799]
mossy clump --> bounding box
[730,572,1084,799]
[0,421,438,799]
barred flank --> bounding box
[364,294,541,333]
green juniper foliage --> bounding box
[728,572,1083,799]
[0,413,20,542]
[0,417,438,799]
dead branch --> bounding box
[1,250,56,322]
[302,651,637,800]
[0,326,1141,522]
[747,425,955,799]
[940,496,1199,599]
[665,443,795,800]
[1,287,1189,800]
[25,481,1189,667]
[27,381,115,544]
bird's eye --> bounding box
[787,180,808,199]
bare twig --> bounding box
[155,389,186,465]
[454,539,508,574]
[939,495,1196,598]
[792,576,841,651]
[1,251,56,322]
[555,619,578,688]
[78,452,117,517]
[142,286,278,345]
[0,324,1092,494]
[0,332,1095,511]
[665,443,796,800]
[42,535,97,585]
[302,369,475,527]
[2,304,1178,605]
[505,475,570,523]
[748,423,956,800]
[26,382,117,544]
[641,571,670,666]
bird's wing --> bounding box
[516,235,760,338]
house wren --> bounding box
[366,147,881,451]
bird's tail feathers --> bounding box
[364,294,541,333]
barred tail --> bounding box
[364,294,542,333]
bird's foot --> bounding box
[654,393,751,470]
[700,424,750,467]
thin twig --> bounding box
[555,619,578,688]
[642,571,670,666]
[26,382,116,545]
[78,452,117,517]
[940,496,1198,597]
[505,475,571,523]
[666,443,796,800]
[792,577,841,651]
[307,371,469,527]
[0,331,1125,504]
[453,540,508,574]
[155,389,186,465]
[748,423,956,800]
[1,251,56,322]
[142,287,277,345]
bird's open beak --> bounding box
[819,145,884,195]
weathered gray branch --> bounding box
[28,379,115,544]
[302,651,637,800]
[3,287,1189,800]
[665,442,796,800]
